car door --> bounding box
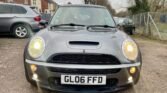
[0,4,14,32]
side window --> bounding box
[12,6,27,14]
[0,5,12,14]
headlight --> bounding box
[28,37,45,58]
[122,40,138,61]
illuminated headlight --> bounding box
[28,37,45,58]
[122,40,138,61]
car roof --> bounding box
[0,3,38,16]
[59,4,106,9]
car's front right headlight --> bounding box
[28,37,45,58]
[122,40,138,61]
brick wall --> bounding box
[0,0,6,2]
[41,0,48,12]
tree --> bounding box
[149,0,167,12]
[96,0,116,15]
[128,0,167,14]
[116,11,129,17]
[128,0,150,14]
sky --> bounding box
[53,0,135,13]
[109,0,135,13]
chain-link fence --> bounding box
[131,12,167,40]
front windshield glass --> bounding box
[50,7,116,27]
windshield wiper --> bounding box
[87,25,116,29]
[50,23,86,28]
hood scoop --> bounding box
[68,41,101,50]
[69,41,99,46]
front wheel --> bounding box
[13,24,31,38]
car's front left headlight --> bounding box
[122,40,138,61]
[28,37,45,58]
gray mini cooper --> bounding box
[24,5,142,93]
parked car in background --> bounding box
[114,17,125,26]
[122,18,135,35]
[30,6,41,14]
[29,6,50,29]
[114,17,135,35]
[0,3,42,38]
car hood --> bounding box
[30,28,133,63]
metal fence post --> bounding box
[149,13,162,40]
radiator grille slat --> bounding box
[48,54,121,65]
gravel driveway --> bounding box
[0,37,166,93]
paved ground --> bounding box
[0,36,167,93]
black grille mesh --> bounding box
[48,68,121,74]
[48,54,121,65]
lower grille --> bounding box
[48,54,121,65]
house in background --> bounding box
[31,0,56,14]
[0,0,56,14]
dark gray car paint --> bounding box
[24,27,141,92]
[27,27,141,63]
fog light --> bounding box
[30,64,37,72]
[130,67,136,74]
[128,76,133,83]
[32,73,39,81]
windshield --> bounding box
[50,7,116,27]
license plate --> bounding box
[61,75,106,85]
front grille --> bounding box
[48,68,121,74]
[48,54,121,65]
[49,77,118,90]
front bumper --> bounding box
[25,59,141,92]
[30,22,41,32]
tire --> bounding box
[12,24,31,38]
